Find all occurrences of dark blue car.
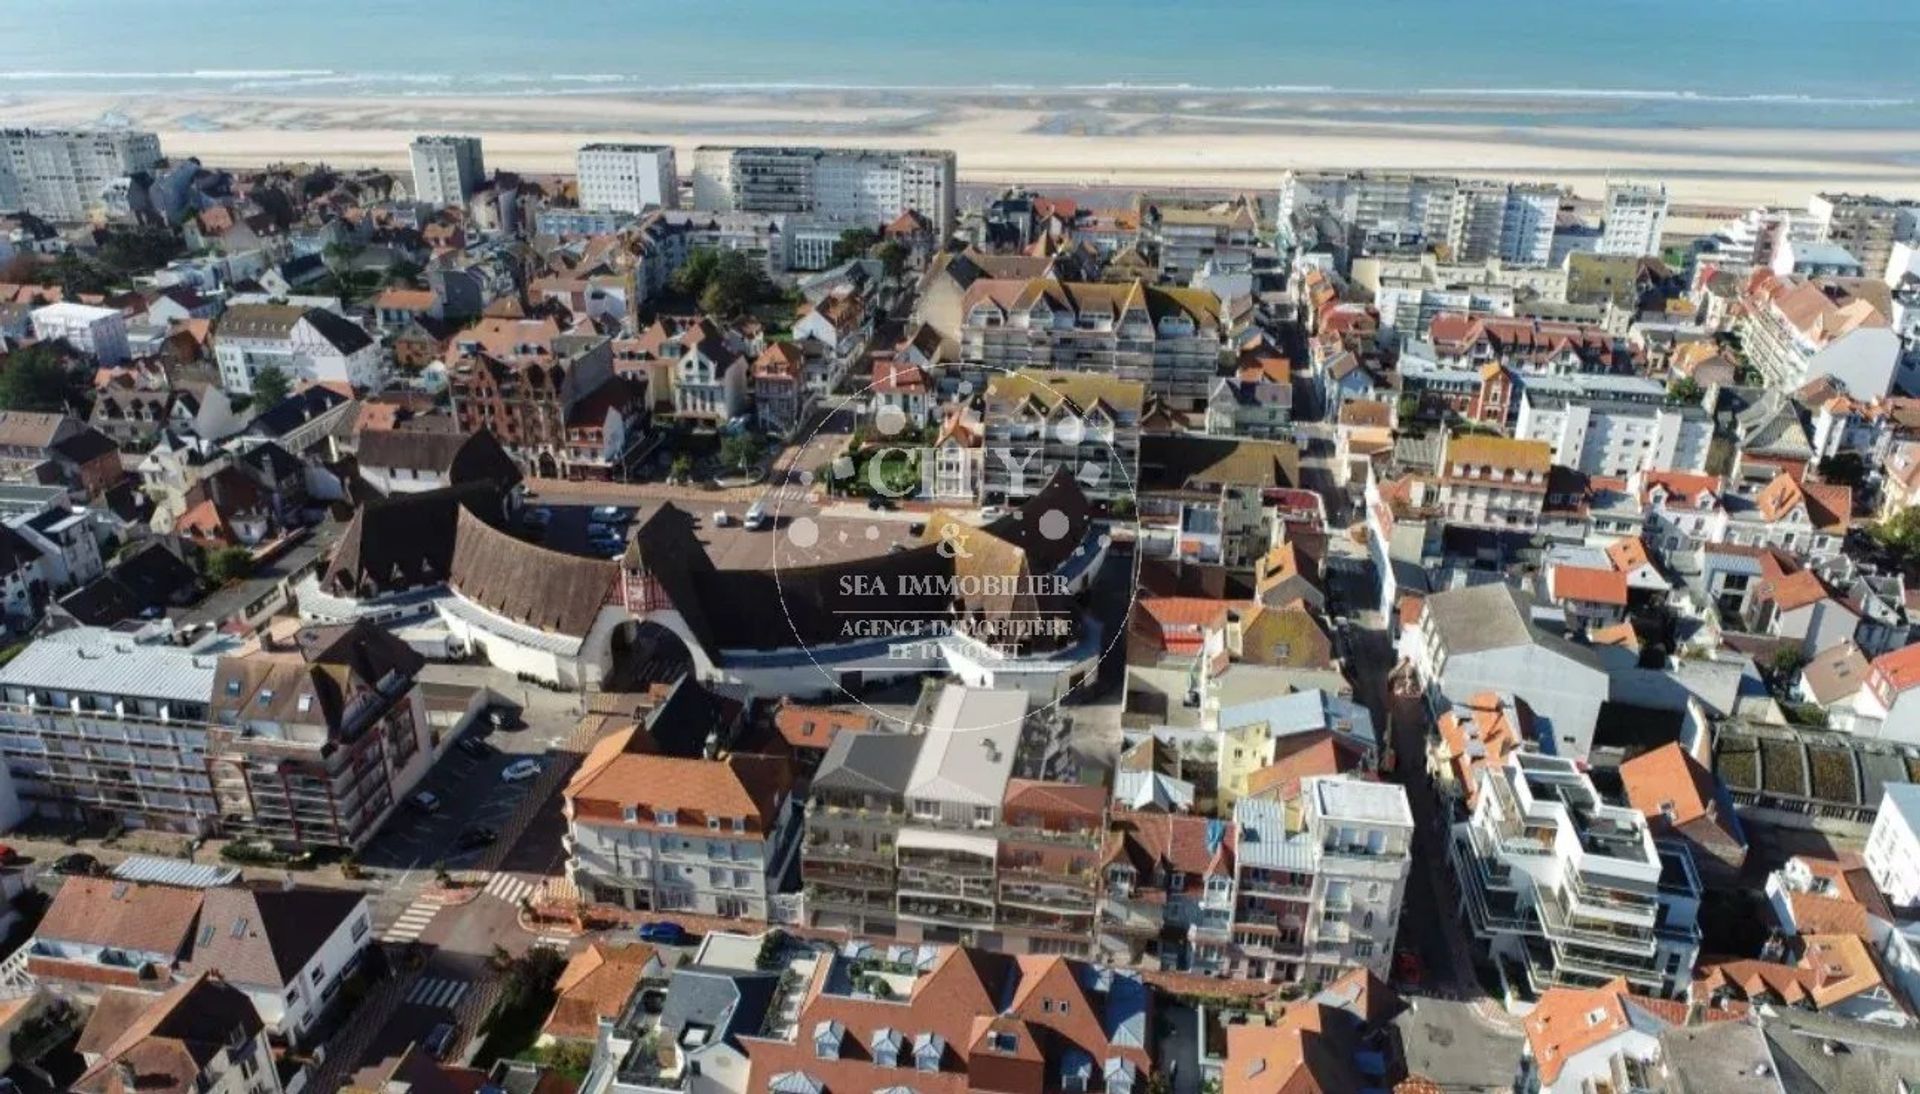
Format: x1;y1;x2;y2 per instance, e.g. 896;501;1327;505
637;921;688;945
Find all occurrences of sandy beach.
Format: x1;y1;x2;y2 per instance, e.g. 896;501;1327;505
6;88;1920;208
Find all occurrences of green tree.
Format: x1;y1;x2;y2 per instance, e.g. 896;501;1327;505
1817;452;1866;487
670;249;721;298
874;239;909;278
1872;506;1920;566
0;346;88;413
201;546;253;587
48;253;114;297
252;365;292;408
698;250;773;318
96;226;184;279
668;453;694;483
519;1041;594;1083
1666;376;1702;404
719;431;764;473
831;227;880;266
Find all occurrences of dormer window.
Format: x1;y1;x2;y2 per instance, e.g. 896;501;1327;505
623;806;638;823
655;809;676;826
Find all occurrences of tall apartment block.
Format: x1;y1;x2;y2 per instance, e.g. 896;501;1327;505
1204;778;1413;986
409;135;486;206
1277;170;1562;266
1596;181;1670;257
1807;192;1918;279
801;686;1096;956
0;127;162;222
691;145;956;233
577;143;679;214
1448;751;1702;998
0;622;434;850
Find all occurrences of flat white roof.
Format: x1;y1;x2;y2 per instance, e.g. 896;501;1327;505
30;301;120;321
905;686;1024;808
1310;776;1413;826
0;627;228;705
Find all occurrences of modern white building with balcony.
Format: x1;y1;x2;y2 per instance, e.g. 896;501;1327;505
1210;776;1412;987
1449;752;1702;999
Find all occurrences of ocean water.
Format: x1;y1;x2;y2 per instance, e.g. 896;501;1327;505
3;0;1920;129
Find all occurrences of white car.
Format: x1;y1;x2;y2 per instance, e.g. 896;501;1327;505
711;510;733;527
501;758;543;783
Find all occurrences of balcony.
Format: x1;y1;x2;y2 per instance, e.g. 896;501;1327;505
897;895;995;927
1535;888;1657;957
1450;835;1536;937
802;838;894;866
895;852;994;878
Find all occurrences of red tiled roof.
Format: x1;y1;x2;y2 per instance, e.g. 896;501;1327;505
1872;643;1920;693
1550;565;1628;606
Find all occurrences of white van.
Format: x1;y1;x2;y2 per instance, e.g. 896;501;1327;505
743;500;769;530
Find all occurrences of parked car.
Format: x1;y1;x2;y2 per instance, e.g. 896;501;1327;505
454;826;497;851
711;510;733;527
0;844;19;866
501;759;542;783
486;705;519;731
424;1022;457;1058
410;790;443;814
866;495;895;511
1392;950;1424;987
455;736;492;759
49;852;100;877
636;921;689;945
743;500;768;531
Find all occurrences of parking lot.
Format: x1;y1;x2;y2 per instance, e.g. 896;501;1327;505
518;498;923;571
358;722;550;873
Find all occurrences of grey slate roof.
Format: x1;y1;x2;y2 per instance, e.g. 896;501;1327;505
656;967;779;1051
1762;1007;1920;1093
1423;583;1607;671
184;885;367;989
813;730;924;798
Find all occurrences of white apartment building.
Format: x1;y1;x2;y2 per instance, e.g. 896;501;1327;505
29;302;130;365
0;127;162;223
214;303;383;394
1211;778;1414;985
577;143;679;213
1597;182;1669;257
1278;170;1561;265
691;145;957;232
1865;782;1920;913
1515;390;1713;478
564;749;800;920
1449;751;1702;999
1737;272;1907;397
409;134;486;206
1807;192;1918;280
1352;254;1568;340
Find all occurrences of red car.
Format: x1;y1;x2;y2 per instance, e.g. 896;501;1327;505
1392;950;1424;987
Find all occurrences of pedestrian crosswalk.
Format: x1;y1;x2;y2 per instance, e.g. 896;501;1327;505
381;899;441;944
484;873;537;905
404;976;470;1010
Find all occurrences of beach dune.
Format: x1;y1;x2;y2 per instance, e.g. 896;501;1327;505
6;89;1920;207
